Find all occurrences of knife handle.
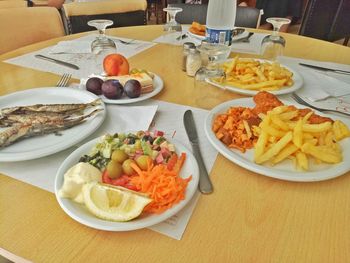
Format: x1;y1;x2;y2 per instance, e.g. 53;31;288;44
192;144;213;194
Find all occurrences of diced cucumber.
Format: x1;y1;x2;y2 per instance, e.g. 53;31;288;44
153;136;166;145
141;140;153;156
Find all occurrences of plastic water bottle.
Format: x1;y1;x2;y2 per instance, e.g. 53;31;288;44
206;0;237;45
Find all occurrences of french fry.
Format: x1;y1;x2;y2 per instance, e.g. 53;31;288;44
292;119;303;148
270;114;289;131
253;103;349;171
255;131;293;164
272;143;299;164
260;122;286;137
302;122;332;133
301;142;342;164
333;120;350;141
296;151;308;170
218;56;294;91
254;130;268;160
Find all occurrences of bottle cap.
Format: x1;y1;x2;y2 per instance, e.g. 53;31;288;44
183;42;195;49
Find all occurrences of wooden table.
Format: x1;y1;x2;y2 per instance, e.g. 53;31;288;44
1;25;350;263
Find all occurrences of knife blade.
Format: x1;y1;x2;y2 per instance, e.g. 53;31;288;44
35;54;79;70
299;63;350;75
176;34;188;41
183;110;213;194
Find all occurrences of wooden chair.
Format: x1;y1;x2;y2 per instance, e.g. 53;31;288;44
62;0;147;34
0;7;65;54
167;4;262;29
0;0;27;9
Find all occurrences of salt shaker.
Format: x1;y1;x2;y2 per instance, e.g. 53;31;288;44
186;47;202;77
182;42;195;71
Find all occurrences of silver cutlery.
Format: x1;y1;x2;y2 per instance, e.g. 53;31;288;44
183;110;213;194
114;38;136;45
35;54;79;70
232;32;254;43
232;28;245;37
292;93;350;117
176;34;188;41
56;73;72;87
299;63;350;75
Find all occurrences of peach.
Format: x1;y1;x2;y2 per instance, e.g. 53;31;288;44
103;53;130;76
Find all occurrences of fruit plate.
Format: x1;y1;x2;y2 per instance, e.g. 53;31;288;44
0;87;106;162
204;98;350;182
207;59;303;96
54;136;199;231
80;74;163;105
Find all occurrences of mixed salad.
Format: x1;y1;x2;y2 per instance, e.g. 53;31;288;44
77;130;192;214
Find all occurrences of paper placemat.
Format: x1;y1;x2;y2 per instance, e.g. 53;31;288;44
279;56;350;114
4;34;155;79
152;25;267;55
0;99;218;240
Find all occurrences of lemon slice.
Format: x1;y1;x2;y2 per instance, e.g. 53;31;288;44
82;182;152;222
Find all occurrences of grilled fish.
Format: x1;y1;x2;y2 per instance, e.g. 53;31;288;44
0;108;103;148
0;98;102;118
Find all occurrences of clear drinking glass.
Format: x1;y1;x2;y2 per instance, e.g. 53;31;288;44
260;17;291;61
194;42;231;109
163;7;183;43
88;19;117;74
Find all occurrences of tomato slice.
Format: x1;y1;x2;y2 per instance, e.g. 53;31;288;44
102;170;137;190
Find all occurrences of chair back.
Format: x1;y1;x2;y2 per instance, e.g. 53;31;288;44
0;7;65;54
62;0;147;34
168;4;261;29
168;3;207;24
328;0;350;44
0;0;27;9
298;0;346;42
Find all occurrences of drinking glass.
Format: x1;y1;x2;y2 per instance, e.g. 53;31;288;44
194;42;231;109
163;7;183;43
87;19;117;75
260;17;291;61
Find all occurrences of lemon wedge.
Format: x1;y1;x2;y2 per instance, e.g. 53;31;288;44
82;182;152;222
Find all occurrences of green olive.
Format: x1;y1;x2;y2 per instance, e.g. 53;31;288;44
136;155;152;171
122;159;137;175
106;160;123;179
111;149;128;163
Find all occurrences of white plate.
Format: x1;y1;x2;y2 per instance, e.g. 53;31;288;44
0;88;105;162
187;29;249;41
205;98;350;182
54;136;199;231
81;74;163;104
208;59;303;96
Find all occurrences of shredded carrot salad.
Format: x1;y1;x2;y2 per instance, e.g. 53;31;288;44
130;153;192;214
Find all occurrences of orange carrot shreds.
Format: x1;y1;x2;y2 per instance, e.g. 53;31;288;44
166;153;178;171
212;106;261;153
172;152;186;173
130;161;192;214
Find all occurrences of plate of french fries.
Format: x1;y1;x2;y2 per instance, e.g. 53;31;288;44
209;57;303;96
205;96;350;182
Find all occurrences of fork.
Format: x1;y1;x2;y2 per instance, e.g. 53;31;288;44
291;93;350;117
56;73;72;87
113;38;136;45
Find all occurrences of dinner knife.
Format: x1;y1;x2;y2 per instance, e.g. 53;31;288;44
176;34;188;40
183;110;213;194
35;54;79;70
299;63;350;75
